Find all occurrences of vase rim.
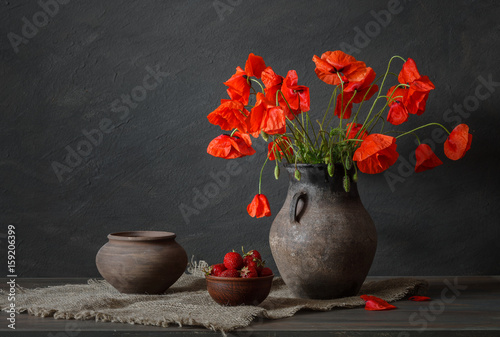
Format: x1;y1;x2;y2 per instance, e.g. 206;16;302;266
107;231;176;241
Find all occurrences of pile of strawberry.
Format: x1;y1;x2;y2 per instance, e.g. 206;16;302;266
206;249;273;278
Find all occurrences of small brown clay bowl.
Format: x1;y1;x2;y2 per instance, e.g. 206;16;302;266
206;274;274;306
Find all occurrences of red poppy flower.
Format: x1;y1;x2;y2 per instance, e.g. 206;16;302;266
391;58;435;116
407;90;430;116
399;58;435;92
312;50;367;86
353;134;399;174
207;132;255;159
346;123;368;141
360;295;397;311
261;67;300;120
224;66;251;105
444;124;472;160
334;67;378;119
244;53;266;79
207;99;249;132
408;296;431;302
261;67;284;103
414;144;443;172
386;86;409;125
247;194;271;218
246;93;286;135
268;137;293;161
281;70;310;113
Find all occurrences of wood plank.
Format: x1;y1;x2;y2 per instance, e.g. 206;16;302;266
0;276;498;336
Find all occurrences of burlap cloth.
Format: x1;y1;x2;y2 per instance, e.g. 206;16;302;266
1;271;427;334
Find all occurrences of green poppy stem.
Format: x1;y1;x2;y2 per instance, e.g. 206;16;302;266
395;123;450;139
250;78;265;93
258;156;269;194
376;55;406;97
321;86;338;128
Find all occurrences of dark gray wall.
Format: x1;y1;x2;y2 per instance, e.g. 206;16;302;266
1;0;499;277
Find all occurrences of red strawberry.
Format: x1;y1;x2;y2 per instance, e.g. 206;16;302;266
220;269;240;278
240;266;258;278
223;252;244;270
260;267;273;277
246;258;264;274
243;255;254;266
244;249;262;261
211;263;226;276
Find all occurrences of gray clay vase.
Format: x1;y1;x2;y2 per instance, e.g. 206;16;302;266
269;164;377;299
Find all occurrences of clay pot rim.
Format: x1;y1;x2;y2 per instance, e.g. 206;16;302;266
205;274;274;282
107;231;176;241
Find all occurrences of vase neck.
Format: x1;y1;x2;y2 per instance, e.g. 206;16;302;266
284;164;359;198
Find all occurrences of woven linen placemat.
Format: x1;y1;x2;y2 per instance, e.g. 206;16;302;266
1;273;427;334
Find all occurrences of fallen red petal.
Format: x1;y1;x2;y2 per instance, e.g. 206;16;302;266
360;295;397;311
409;296;431;302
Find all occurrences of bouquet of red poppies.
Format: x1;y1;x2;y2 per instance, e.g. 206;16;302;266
207;51;472;218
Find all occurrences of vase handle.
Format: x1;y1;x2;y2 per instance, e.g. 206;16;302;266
290;191;307;223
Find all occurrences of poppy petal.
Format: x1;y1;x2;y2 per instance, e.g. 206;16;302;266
261;67;283;89
444;124;472;160
247;194;271;218
409;296;431;302
415;144;443;172
360;295;397;311
398;58;421;84
207;133;255;159
312;54;338;85
387;101;409;125
346;123;368;140
245;53;267;79
334;92;355;119
282;70;310;112
207;99;249;132
207;135;232;158
263;106;286;135
353;134;399;174
313;51;369;87
224;66;250;105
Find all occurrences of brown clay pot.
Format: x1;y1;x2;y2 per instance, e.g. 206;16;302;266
96;231;188;294
269;164;377;299
205;274;274;306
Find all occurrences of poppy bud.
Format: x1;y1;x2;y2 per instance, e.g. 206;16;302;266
274;165;280;180
353;171;358;183
328;163;334;177
343;175;350;192
294;169;301;181
261;130;269;142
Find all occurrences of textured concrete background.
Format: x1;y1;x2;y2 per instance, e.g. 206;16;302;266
1;0;499;277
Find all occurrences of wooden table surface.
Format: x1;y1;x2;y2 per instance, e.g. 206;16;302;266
1;276;499;336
